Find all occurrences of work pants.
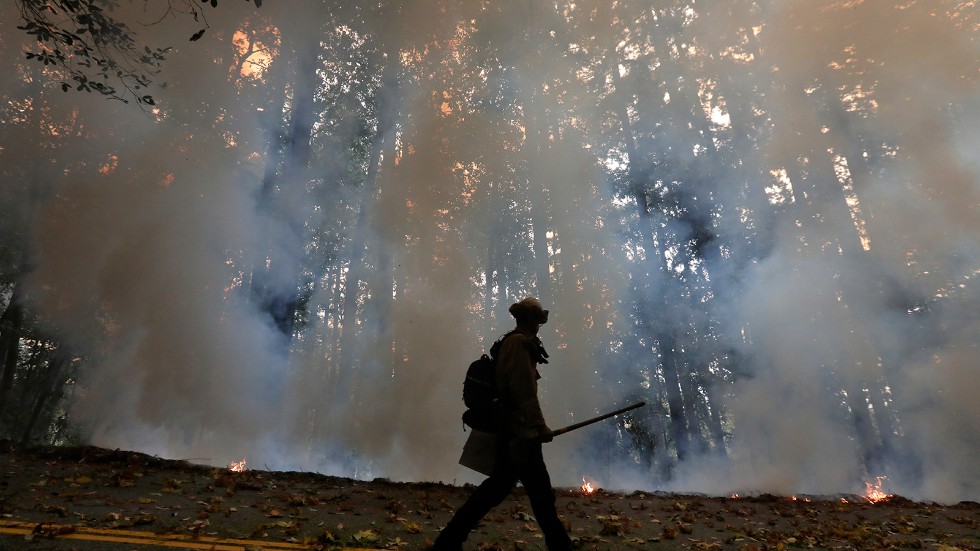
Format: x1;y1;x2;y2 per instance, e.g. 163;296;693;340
435;435;572;550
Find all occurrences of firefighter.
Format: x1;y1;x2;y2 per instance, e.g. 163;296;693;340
432;297;572;551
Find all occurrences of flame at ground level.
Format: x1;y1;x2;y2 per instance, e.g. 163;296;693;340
865;476;892;503
228;458;247;472
581;477;596;495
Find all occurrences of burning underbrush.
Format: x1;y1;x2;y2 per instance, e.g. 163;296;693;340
0;445;976;550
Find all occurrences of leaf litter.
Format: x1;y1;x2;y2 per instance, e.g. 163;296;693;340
0;445;977;550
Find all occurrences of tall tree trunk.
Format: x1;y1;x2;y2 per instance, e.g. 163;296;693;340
338;59;398;373
20;346;70;445
607;54;681;471
659;332;693;461
523;1;553;305
610;51;699;467
332;4;405;452
704;377;729;454
253;42;319;340
679;361;712;455
484;229;498;335
0;288;24;420
784;86;896;477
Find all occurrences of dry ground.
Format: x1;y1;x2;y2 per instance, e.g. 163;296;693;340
0;446;976;550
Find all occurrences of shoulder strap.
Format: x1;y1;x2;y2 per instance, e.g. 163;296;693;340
489;329;520;359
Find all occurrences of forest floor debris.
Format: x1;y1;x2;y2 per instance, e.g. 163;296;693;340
0;445;977;550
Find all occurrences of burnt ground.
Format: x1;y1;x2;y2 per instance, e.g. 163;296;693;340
0;445;976;550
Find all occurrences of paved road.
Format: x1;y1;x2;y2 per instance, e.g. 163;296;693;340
0;520;378;551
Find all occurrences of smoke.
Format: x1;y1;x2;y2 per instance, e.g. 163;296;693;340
3;0;977;504
23;118;285;466
657;1;980;502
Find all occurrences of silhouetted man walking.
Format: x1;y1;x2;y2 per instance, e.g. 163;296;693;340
433;297;572;551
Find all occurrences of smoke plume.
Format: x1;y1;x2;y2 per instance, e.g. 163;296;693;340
1;0;976;503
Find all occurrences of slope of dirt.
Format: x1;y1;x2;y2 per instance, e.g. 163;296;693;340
0;445;977;550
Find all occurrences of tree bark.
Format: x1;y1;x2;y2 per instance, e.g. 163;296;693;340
20;346;70;445
0;289;24;420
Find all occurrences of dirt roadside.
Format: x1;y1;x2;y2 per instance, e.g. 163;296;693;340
0;446;976;550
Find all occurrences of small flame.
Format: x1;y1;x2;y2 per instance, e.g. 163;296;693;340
865;476;891;503
229;458;247;472
730;493;739;500
581;477;596;495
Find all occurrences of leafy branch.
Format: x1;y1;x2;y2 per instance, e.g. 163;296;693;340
15;0;261;107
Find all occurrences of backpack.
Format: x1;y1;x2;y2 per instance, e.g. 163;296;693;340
461;331;517;432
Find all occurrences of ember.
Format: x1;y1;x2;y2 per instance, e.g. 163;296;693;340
228;458;247;472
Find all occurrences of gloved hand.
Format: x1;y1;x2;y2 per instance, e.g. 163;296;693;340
539;427;554;443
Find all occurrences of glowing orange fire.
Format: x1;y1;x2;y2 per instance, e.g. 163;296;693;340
865;476;891;503
228;458;247;472
581;477;596;495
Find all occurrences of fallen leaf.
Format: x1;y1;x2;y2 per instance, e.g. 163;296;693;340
34;523;78;537
402;521;423;533
353;529;380;543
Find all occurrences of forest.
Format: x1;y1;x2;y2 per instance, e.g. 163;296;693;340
0;1;977;504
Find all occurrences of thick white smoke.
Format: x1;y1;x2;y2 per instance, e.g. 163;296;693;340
2;0;977;503
25;118;289;467
659;1;980;502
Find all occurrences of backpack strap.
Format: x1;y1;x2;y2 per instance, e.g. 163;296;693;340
489;329;520;359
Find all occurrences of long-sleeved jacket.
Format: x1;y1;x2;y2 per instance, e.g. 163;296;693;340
495;331;550;441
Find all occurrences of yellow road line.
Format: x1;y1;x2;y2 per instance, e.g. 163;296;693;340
0;520;379;551
1;527;257;550
2;520;309;548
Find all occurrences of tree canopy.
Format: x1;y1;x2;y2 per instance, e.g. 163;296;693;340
14;0;261;104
